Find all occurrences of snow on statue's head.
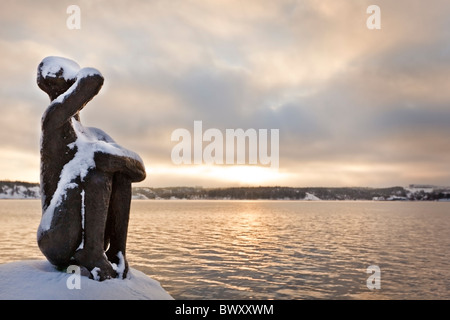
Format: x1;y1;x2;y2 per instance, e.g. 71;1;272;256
37;56;81;101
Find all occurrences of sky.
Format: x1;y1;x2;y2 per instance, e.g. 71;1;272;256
1;0;450;188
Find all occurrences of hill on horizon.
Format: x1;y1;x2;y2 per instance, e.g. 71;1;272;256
1;180;449;201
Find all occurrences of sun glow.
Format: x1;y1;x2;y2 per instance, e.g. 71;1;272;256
145;164;290;187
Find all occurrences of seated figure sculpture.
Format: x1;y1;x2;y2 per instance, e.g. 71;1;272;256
36;56;146;281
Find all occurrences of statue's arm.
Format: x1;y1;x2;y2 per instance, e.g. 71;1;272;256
122;156;147;183
41;68;104;131
94;153;147;183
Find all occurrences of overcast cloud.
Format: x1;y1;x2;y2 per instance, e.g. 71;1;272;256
1;0;449;187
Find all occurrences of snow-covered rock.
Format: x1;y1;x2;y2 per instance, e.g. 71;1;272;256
0;260;173;300
304;192;321;201
0;183;40;199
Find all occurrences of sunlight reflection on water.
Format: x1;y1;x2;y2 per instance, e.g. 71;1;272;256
0;200;449;299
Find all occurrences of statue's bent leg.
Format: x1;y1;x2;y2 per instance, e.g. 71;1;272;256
104;173;132;278
37;185;82;267
73;170;117;280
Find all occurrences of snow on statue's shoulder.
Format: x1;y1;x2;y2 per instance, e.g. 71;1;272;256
0;260;173;300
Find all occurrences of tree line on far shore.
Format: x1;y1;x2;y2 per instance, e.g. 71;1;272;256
132;186;450;201
1;181;449;201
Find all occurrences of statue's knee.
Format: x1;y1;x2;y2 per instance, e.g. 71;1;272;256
38;231;76;267
84;171;112;191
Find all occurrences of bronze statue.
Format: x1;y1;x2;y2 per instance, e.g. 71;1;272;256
36;56;146;281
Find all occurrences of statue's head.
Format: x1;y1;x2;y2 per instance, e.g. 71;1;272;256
37;56;80;101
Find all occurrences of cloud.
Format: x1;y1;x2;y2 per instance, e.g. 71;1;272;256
1;0;450;187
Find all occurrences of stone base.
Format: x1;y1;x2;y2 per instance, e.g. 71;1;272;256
0;260;173;300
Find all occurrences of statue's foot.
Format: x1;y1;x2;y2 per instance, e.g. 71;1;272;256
106;250;129;279
89;262;118;281
73;249;117;281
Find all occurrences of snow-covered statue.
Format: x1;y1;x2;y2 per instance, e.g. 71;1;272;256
36;56;146;281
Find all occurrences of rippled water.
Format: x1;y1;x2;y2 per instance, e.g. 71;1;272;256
0;200;449;299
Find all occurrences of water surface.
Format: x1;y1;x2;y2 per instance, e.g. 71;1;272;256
0;200;449;299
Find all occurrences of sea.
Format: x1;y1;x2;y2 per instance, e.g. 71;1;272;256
0;199;449;300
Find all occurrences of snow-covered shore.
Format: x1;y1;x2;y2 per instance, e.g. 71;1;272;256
0;260;173;300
